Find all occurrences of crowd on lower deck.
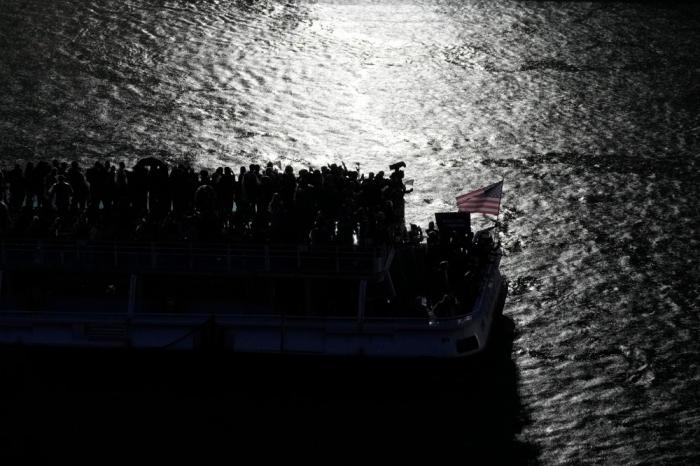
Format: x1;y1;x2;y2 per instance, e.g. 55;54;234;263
0;158;413;245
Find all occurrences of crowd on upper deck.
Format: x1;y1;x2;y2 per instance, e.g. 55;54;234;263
0;158;415;245
0;157;502;319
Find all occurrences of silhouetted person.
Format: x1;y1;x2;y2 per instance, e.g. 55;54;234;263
149;163;169;217
194;183;217;217
49;176;73;215
133;215;156;242
116;162;130;210
194;184;220;242
7;164;25;210
0;170;6;203
268;193;285;242
86;161;105;209
129;163;148;214
199;169;210;188
216;167;235;217
309;212;331;246
30;161;51;208
336;209;355;246
431;293;456;318
67;161;89;211
427;221;438;248
24;162;36;208
102;161;117;211
244;164;260;214
0;201;11;237
280;165;296;206
167;164;185;215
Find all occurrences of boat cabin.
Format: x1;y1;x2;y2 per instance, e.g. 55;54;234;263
0;235;503;357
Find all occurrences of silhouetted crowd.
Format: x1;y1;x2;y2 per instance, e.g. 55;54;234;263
423;221;496;317
0;158;415;245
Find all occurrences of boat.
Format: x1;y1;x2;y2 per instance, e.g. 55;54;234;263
0;213;506;359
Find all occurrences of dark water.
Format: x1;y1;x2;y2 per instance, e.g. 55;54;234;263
1;0;700;463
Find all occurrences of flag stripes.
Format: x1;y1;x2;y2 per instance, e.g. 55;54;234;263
456;180;503;216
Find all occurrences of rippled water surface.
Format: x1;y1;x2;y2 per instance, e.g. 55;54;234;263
1;0;700;463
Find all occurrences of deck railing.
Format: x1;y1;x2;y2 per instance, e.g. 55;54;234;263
0;240;393;277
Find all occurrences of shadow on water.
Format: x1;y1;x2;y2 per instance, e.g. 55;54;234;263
0;316;537;463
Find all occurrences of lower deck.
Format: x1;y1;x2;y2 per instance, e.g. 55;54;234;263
0;236;504;357
0;266;505;358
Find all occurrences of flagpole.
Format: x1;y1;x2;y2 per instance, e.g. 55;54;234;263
494;177;504;245
482;178;503;235
496;177;504;228
483;178;503;229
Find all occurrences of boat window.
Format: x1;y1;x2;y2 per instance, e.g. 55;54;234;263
0;271;128;313
273;278;305;316
305;278;358;318
139;275;275;315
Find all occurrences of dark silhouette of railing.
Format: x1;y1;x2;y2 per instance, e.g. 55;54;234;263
0;240;392;277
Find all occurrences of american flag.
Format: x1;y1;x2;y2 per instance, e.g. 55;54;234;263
456;180;503;216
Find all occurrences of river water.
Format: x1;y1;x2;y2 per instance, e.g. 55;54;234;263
1;0;699;463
